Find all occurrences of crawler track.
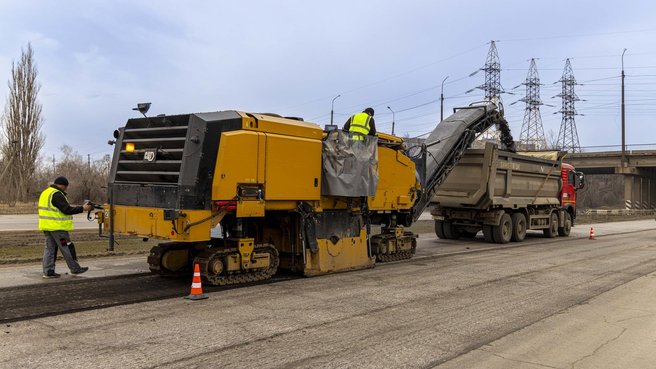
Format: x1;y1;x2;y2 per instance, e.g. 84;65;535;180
195;245;279;286
376;248;416;262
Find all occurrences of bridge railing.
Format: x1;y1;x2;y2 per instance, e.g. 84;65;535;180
575;143;656;153
579;208;655;216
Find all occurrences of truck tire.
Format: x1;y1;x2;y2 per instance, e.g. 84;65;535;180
435;221;446;239
558;212;572;237
543;212;559;238
493;213;512;244
483;225;494;243
510;213;527;242
442;221;459;240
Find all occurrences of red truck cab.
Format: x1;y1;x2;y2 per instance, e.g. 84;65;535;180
560;163;585;222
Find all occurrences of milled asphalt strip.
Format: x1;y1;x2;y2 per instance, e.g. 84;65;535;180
405;227;656;264
0;273;297;324
424;257;656;369
2;228;653;324
147;233;656;368
417;231;656;368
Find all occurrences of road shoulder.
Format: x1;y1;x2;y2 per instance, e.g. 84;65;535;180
437;271;656;369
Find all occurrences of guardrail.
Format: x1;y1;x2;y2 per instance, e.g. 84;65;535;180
574;144;656;153
579;209;655;216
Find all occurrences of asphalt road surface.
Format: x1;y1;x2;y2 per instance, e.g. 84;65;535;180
1;223;656;368
0;213;97;231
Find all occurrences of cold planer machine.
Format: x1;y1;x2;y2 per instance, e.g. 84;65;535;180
97;102;509;285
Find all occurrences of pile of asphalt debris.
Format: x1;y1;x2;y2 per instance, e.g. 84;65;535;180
497;118;516;153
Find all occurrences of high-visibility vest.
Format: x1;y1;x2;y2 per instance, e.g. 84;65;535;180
348;113;371;141
38;187;74;231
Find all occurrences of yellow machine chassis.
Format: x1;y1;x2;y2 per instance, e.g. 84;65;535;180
102;205;219;242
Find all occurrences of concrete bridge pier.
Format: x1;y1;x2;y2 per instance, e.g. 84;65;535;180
619;168;656;210
566;151;656;211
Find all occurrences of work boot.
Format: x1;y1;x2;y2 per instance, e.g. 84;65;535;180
71;267;89;275
42;271;61;279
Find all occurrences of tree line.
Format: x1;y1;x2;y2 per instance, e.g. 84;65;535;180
0;44;110;206
0;145;111;205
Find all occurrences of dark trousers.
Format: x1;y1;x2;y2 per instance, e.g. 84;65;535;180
42;230;81;274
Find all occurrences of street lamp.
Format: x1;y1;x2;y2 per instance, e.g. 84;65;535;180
440;75;449;122
330;94;341;125
132;102;151;118
621;48;627;166
387;106;395;136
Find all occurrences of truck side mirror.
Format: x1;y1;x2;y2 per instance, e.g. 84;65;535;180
577;172;585;189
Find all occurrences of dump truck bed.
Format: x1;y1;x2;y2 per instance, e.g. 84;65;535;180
410;102;510;220
434;143;562;209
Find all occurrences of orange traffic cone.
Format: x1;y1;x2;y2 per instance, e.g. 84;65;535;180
589;226;595;240
185;263;208;300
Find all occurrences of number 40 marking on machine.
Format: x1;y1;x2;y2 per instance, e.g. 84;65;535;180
144;149;157;162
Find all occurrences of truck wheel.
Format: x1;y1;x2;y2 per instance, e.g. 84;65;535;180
442;221;459;240
543;212;558;238
435;221;446;239
483;225;494;243
510;213;527;242
493;213;512;244
558;212;572;237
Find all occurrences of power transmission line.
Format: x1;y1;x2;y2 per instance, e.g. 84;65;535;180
476;41;504;143
518;59;547;150
556;59;581;152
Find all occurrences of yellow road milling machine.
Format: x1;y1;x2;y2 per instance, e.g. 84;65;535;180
97;102;511;285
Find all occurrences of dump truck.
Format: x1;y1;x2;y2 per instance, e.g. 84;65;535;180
97;102;511;285
431;144;585;243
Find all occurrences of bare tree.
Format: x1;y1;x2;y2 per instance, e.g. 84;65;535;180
0;43;45;203
544;129;560;150
52;145;109;203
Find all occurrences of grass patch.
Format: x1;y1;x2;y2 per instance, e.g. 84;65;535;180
0;202;38;215
0;238;159;264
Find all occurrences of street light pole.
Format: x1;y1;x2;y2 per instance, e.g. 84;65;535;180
331;94;341;126
440;75;449;122
387;106;395;136
621;49;627;166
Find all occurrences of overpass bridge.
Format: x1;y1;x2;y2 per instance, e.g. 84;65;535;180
566;150;656;209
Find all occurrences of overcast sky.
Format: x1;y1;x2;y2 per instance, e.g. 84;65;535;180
1;0;655;160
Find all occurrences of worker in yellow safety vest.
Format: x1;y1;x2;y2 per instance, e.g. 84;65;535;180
38;176;93;278
343;107;377;141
